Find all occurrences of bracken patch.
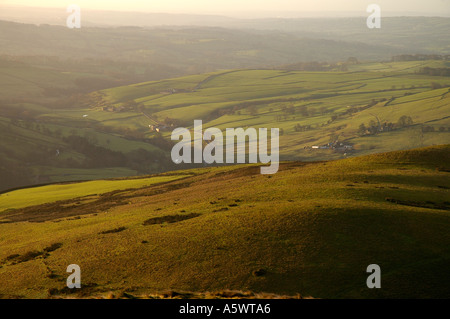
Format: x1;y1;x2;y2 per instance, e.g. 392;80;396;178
143;213;201;226
100;227;126;235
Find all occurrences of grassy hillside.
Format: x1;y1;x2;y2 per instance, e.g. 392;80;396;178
0;145;449;299
1;59;449;192
0;174;190;212
0;56;177;191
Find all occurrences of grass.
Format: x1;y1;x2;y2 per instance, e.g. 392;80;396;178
81;62;450;160
0;145;449;299
142;213;201;226
1;60;449;191
35;167;140;183
0;174;190;212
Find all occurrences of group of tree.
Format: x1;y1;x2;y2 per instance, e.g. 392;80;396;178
162;117;182;127
294;124;313;132
205;104;250;121
422;126;450;133
358;115;413;136
0;155;33;192
62;135;172;172
397;115;414;128
277;58;358;72
430;82;449;90
392;54;450;62
419;67;450;77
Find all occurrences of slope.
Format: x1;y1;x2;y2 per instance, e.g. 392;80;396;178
0;145;449;299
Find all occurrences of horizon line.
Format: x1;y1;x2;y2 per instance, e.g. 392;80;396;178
1;4;449;18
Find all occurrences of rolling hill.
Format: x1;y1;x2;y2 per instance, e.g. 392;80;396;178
1;58;449;192
88;60;450;161
1;10;449;301
0;145;449;299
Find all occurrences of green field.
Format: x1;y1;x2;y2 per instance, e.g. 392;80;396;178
0;145;449;299
1;60;449;192
0;174;190;212
84;61;450;160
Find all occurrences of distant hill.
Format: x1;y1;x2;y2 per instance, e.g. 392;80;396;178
0;20;400;65
0;7;448;55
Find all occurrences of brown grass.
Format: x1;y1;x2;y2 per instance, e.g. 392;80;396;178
100;227;127;235
143;213;201;226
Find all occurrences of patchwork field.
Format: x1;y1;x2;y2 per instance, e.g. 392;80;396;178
83;60;450;160
1;59;449;191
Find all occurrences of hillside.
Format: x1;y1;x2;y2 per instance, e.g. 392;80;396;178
0;20;397;69
92;60;450;161
0;145;449;299
1;11;449;55
1;58;449;192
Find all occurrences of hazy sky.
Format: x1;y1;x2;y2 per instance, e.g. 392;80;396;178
1;0;450;16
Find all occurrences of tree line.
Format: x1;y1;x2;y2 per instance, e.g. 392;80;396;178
358;115;413;136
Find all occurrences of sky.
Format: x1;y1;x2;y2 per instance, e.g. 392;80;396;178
1;0;450;17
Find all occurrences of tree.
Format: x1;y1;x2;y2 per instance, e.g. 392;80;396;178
431;82;442;90
406;116;413;126
286;105;295;115
358;123;367;136
397;115;413;128
422;126;435;133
